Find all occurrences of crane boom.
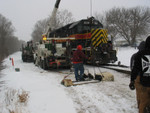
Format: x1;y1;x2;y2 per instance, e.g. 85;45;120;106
55;0;61;8
44;0;61;37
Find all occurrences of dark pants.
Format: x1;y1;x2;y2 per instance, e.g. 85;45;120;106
73;63;84;81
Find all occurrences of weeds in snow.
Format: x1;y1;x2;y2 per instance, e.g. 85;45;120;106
18;90;29;103
4;88;30;113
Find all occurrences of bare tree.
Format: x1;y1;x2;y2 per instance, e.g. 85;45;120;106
56;9;74;28
6;36;25;55
94;12;106;26
0;14;24;62
94;12;118;42
31;9;74;43
105;7;150;45
0;14;15;60
129;7;150;44
31;19;48;43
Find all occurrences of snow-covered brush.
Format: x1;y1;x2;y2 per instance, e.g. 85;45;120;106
4;88;29;113
18;90;29;103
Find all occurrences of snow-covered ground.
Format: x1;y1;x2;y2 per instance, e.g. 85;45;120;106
116;47;138;66
0;47;138;113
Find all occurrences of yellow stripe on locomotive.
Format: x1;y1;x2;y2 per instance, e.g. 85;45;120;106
91;29;108;48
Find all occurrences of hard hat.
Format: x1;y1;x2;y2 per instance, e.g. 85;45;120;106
77;45;82;50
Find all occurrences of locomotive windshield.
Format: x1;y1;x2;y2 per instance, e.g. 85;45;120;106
77;19;103;34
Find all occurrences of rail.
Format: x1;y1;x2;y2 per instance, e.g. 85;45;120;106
100;64;131;75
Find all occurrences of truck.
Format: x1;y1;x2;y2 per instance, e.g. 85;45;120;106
34;38;72;69
34;0;72;69
22;41;34;62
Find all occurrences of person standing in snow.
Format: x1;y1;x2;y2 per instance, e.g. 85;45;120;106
129;36;150;113
130;41;145;71
72;45;87;81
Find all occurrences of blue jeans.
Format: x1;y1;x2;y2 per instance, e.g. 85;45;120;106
73;63;84;81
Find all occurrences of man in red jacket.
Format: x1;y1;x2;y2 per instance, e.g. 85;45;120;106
72;45;87;81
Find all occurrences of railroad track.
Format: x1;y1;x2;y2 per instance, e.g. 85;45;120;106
40;63;131;75
100;64;131;75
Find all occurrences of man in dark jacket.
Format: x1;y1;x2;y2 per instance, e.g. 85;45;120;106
129;36;150;113
130;41;145;71
72;45;87;81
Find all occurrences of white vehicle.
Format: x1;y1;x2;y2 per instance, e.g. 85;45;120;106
34;38;72;69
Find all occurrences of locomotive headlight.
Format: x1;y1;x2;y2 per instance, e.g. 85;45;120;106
42;34;47;41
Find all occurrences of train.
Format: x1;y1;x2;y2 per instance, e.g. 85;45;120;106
47;16;117;65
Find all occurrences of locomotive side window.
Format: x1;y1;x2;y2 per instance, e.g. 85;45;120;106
84;21;90;24
94;21;98;25
77;25;82;33
76;21;91;33
83;26;90;33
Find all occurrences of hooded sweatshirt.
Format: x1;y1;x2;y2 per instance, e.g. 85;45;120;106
130;41;145;70
145;36;150;49
131;36;150;87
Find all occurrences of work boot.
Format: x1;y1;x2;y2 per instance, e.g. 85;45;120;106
83;73;88;78
88;73;94;79
76;77;80;82
80;77;85;81
76;79;80;82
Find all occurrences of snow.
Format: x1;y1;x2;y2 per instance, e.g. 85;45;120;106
0;47;138;113
116;47;138;66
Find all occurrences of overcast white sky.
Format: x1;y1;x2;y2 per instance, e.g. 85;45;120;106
0;0;150;41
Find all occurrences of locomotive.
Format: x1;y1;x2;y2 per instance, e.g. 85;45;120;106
47;17;117;64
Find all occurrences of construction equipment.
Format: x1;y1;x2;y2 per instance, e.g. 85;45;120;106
34;0;72;69
34;38;72;69
22;41;34;62
43;0;61;37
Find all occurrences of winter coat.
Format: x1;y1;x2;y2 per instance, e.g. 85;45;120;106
130;41;145;70
131;36;150;87
72;50;86;64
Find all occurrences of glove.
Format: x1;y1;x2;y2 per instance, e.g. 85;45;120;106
129;81;135;90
